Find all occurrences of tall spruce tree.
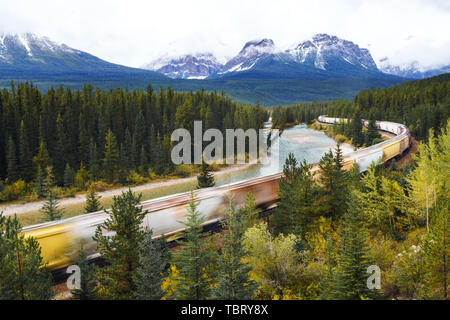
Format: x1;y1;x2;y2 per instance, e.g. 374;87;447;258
271;153;318;236
239;192;258;230
330;193;378;300
40;167;64;221
6;136;18;182
85;184;102;213
0;213;53;300
197;159;215;189
318;145;348;219
35;165;46;198
365;118;381;146
213;198;257;299
171;193;215;300
103;129;119;183
133;229;168;300
63;163;75;188
93;189;147;299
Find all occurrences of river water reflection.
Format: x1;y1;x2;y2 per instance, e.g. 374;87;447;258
215;124;354;186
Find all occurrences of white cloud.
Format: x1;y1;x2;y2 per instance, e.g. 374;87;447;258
0;0;448;68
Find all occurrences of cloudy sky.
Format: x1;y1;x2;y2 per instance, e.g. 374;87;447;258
1;0;449;68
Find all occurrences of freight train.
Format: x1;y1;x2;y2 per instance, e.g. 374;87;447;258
21;116;411;271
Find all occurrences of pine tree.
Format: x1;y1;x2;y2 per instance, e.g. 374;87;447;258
103;129;119;183
133;229;168;300
197;159;215;189
18;121;33;182
35;165;46;198
85;184;102;213
88;139;100;180
271;153;300;235
93;189;147;299
330;193;378;300
239;192;258;230
171;193;215;300
63;163;75;188
213;198;257;299
318;145;348;219
33;138;51;171
70;247;97;300
0;213;53;300
6;136;18;182
365;118;381;146
350;110;364;147
40;167;64;221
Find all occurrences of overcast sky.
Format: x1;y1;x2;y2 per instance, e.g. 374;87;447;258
0;0;449;68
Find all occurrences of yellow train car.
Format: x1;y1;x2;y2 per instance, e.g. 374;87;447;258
381;140;401;162
22;223;74;270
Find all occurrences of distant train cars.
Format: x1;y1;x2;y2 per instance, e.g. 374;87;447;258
21;116;411;271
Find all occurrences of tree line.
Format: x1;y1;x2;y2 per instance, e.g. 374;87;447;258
0;82;264;201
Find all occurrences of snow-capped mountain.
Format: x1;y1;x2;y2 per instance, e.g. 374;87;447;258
217;39;276;75
285;34;378;71
209;34;386;79
0;32;166;80
142;34;408;80
142;53;222;79
377;57;450;79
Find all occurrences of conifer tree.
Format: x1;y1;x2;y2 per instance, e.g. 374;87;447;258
350;111;364;147
33;138;51;171
93;189;147;299
133;229;168;300
63;163;75;188
35;165;46;198
6;136;18;182
71;247;97;300
85;184;102;213
0;213;53;300
318;145;348;219
171;193;215;300
19;121;33;182
197;159;215;189
213;198;257;299
88;139;100;180
271;153;300;235
103;129;119;183
239;192;258;230
330;194;378;300
365;118;381;146
40;167;64;221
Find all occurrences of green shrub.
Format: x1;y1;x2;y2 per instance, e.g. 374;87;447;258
127;171;146;185
173;164;192;177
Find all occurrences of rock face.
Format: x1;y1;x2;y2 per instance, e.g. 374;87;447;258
0;32;166;80
377;57;450;79
285;34;378;71
142;53;222;79
217;39;276;75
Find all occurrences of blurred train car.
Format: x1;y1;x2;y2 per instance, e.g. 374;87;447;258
21;116;411;271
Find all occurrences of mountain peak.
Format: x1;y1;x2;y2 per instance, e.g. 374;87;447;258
142;52;222;79
286;33;377;71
